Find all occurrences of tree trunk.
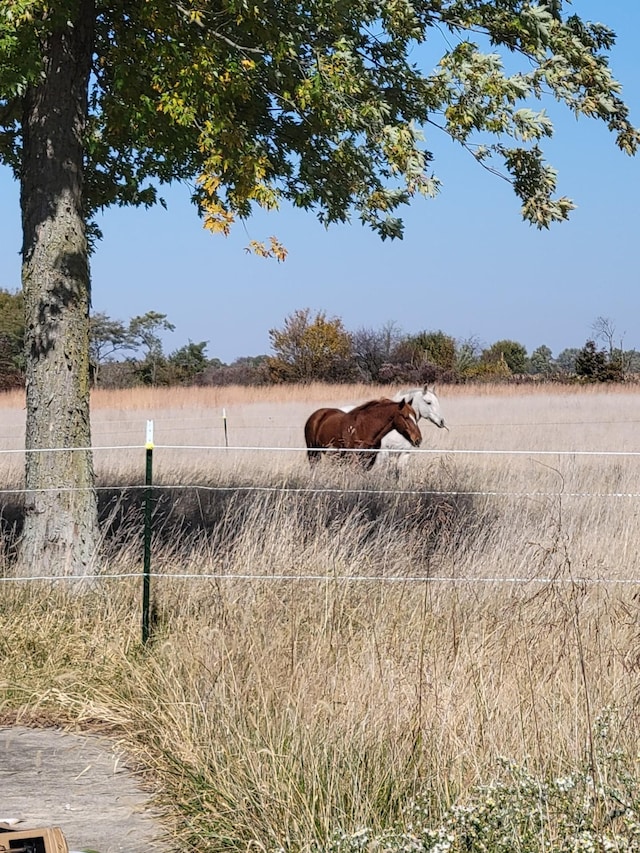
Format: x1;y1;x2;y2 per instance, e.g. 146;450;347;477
17;3;100;577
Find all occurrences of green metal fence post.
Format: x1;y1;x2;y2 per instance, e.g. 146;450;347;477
142;419;154;645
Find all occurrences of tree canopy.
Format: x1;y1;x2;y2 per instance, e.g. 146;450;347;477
1;1;638;239
267;308;354;382
483;339;529;375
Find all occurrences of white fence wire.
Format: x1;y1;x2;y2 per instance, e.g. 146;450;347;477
2;573;639;586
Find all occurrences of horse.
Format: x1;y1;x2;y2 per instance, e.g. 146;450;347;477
304;398;422;470
341;385;447;476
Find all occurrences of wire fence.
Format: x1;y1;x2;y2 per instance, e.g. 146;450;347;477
4;415;640;440
2;422;640;612
3;430;640;504
3;572;640;586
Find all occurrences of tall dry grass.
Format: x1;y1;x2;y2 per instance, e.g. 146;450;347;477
1;383;640;851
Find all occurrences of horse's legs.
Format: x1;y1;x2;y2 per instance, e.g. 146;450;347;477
362;451;378;471
398;451;413;476
307;449;322;466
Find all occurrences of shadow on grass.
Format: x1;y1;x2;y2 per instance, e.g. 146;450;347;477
0;468;492;571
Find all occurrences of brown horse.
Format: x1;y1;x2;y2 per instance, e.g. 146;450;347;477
304;398;422;470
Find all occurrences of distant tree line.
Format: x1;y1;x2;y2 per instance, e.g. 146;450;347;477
262;310;638;386
0;290;636;389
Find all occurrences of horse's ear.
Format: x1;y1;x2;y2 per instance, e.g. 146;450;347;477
425;383;436;394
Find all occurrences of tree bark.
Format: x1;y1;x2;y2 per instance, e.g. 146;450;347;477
17;2;100;577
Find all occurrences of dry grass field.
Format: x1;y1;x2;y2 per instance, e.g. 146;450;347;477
1;383;640;852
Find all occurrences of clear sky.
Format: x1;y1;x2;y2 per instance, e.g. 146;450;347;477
0;1;638;365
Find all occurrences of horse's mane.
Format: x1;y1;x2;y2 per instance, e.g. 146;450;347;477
393;386;439;403
350;397;395;414
393;387;423;399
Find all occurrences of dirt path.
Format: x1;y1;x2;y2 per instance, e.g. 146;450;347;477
0;726;173;852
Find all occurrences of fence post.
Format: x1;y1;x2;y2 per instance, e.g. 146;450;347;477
222;407;228;447
142;419;154;645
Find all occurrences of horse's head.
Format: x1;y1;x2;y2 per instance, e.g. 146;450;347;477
415;384;447;429
394;400;422;447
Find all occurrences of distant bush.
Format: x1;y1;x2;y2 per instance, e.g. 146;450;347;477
198;356;270;386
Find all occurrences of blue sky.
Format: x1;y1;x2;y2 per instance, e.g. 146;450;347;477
0;1;638;365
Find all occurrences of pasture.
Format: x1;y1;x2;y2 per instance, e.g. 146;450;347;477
1;382;640;852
